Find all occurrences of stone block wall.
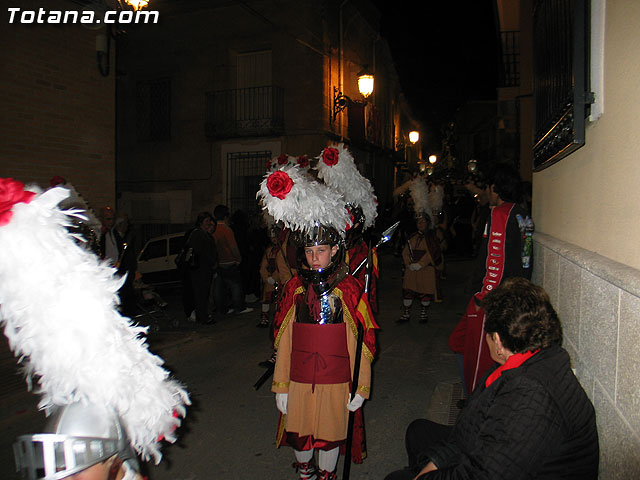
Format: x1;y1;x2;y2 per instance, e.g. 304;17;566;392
533;233;640;479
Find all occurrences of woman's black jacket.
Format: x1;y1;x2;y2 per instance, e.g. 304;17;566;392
421;345;599;479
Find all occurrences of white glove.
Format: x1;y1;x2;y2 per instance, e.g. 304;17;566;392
275;393;288;415
267;276;276;285
346;393;365;412
408;263;422;271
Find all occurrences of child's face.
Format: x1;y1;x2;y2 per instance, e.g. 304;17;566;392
304;244;338;271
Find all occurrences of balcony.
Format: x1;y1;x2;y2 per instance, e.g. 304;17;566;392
205;86;284;139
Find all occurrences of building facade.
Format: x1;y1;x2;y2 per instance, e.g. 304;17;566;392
115;0;421;236
1;0;116;215
498;1;640;477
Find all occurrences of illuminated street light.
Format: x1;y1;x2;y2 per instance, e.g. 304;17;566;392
357;73;374;98
428;154;437;165
409;131;420;144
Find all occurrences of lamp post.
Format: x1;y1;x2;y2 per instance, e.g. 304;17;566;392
333;70;375;120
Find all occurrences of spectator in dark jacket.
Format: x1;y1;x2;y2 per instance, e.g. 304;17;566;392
385;277;599;480
189;212;218;324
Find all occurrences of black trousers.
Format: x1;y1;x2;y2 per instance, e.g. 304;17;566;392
190;269;213;323
384;419;453;480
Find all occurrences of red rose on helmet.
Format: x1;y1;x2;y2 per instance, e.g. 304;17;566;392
297;155;309;168
0;178;36;226
277;154;289;165
267;171;294;200
322;147;339;166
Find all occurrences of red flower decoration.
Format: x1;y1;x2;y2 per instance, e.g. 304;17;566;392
297;155;309;168
322;147;339;166
265;159;273;171
277;154;289;165
0;178;36;226
267;171;294;200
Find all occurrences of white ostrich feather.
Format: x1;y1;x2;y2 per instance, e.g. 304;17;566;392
314;144;378;229
58;182;102;235
257;164;351;238
0;185;190;464
409;177;431;219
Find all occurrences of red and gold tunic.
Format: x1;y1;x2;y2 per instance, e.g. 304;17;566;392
271;273;377;461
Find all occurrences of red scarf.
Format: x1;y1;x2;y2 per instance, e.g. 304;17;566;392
485;349;539;387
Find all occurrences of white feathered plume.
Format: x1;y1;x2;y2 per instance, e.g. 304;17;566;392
0;179;190;464
409;177;431;221
314;144;378;229
257;164;351;238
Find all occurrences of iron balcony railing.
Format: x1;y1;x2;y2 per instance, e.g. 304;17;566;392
205;86;284;139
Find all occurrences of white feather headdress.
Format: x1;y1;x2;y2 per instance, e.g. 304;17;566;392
409;177;431;221
314;144;378;229
267;153;311;172
0;178;190;464
257;164;351;239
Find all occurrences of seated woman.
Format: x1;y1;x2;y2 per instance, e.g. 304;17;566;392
385;277;599;480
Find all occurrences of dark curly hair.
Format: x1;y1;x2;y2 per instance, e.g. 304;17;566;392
483;277;562;353
195;211;215;228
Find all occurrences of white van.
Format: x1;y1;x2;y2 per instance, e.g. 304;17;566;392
136;232;186;284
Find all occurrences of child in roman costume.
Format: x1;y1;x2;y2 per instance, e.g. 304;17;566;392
257;165;378;480
0;178;189;480
398;177;443;324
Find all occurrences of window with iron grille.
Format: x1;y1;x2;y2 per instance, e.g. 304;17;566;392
227;150;272;214
533;0;592;170
136;78;171;142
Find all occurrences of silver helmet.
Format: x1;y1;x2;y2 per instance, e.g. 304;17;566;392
13;401;137;480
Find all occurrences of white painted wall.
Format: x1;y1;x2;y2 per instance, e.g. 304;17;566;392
533;0;640;270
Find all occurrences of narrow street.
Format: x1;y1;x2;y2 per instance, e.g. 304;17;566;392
0;251;476;480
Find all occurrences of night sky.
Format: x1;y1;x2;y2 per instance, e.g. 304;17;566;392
373;1;500;143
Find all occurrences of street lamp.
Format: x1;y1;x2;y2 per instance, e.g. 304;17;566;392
118;0;149;9
332;70;375;120
357;72;374;99
409;131;420;144
428;154;437;165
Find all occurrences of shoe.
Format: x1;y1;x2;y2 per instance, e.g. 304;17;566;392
292;460;317;480
419;306;429;324
396;305;411;323
316;469;337;480
187;311;196;322
204;316;217;325
226;308;235;314
257;311;269;328
236;307;254;314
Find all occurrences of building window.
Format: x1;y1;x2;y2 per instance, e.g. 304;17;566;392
226;150;272;214
533;0;591;170
136;78;171;142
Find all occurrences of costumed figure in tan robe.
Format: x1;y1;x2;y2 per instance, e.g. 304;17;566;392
397;177;443;324
258;162;378;480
